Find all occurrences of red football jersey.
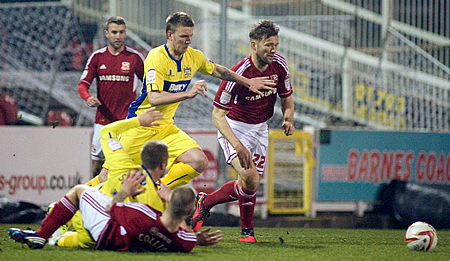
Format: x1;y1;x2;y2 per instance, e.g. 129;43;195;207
79;46;144;125
96;202;197;252
213;54;292;124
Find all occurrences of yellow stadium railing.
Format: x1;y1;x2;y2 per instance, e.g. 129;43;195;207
267;130;314;214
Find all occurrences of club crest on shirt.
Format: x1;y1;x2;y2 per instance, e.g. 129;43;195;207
183;67;191;77
121;61;130;72
270;74;278;84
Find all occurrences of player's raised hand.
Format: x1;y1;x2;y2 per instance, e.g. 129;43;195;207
122;169;146;197
236;145;253;170
86;96;102;107
138;107;163;127
282;120;295;136
246;76;276;96
187;80;207;98
196;227;223;246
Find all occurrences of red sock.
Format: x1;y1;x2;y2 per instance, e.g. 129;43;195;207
238;186;256;230
37;196;77;239
203;180;238;211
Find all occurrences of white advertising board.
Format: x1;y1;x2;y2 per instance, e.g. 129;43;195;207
0;126;92;205
186;131;220;194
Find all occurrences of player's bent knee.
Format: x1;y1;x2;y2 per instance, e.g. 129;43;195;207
190;151;208;173
72;184;91;199
196;155;209;172
240;169;260;190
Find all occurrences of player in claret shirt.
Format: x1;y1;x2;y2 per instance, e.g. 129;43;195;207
77;16;145;177
8;168;222;252
191;20;295;243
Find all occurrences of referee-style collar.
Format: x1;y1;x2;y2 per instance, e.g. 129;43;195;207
164;44;183;72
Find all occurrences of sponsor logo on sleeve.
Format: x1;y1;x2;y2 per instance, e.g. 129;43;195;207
108;139;123;152
147;69;156;83
81;70;88;80
220;91;232;104
285;76;291;91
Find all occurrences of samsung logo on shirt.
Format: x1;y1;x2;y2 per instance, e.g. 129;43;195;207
246;89;277;101
99;75;130;82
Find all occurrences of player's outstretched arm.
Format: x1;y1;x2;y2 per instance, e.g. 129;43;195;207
196;227;223;246
211;64;276;95
147;80;207;106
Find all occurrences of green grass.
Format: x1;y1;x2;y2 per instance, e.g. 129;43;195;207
1;224;449;261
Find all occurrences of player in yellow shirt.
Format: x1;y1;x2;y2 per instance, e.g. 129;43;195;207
106;12;276;190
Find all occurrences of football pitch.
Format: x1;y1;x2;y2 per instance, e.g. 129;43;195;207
1;224;449;261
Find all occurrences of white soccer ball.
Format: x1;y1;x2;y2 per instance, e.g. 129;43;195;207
405;221;438;251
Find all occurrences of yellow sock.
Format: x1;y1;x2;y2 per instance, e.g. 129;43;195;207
57;231;79;247
161;162;201;189
85;176;100;187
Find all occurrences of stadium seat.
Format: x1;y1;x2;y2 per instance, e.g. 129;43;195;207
0;93;19;125
47;109;73;127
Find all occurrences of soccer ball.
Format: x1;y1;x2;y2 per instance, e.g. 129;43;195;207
405;221;438;251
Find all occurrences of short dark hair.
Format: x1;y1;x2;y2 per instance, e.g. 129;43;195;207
106;16;126;30
140;140;169;170
165;12;195;33
249;20;279;41
167;185;196;218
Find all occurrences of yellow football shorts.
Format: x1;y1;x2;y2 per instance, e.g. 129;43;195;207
113;124;201;169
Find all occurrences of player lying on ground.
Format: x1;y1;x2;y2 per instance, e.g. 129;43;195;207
54;107;171;248
8;170;222;252
45;108;206;248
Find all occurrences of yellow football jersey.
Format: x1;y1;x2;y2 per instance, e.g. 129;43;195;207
99;117;166;212
127;44;215;129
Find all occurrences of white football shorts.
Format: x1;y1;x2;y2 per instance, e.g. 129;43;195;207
79;188;110;241
217;117;269;175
